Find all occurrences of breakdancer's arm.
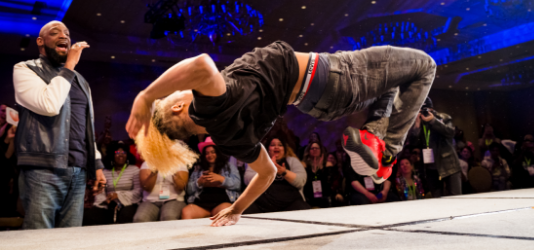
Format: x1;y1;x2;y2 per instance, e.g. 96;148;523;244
210;145;277;227
127;54;225;138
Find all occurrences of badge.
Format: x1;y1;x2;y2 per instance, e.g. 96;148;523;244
423;148;435;164
312;180;322;198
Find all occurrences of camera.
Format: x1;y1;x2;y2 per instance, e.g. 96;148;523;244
420;107;430;117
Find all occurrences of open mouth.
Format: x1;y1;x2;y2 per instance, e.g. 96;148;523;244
56;43;68;52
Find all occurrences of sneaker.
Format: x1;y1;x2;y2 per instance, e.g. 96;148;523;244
342;127;395;184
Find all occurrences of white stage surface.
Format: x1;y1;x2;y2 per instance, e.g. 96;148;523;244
1;189;533;250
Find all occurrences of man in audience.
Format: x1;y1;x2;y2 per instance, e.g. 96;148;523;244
482;143;511;191
0;103;18;217
346;165;398;205
409;97;461;198
12;21;106;229
510;134;534;189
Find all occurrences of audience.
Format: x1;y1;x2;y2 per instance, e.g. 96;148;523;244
243;136;309;214
395;158;425;201
3;95;534;229
481;143;511;191
83;141;141;225
182;137;241;219
133;160;189;222
0;104;18;217
510;134;534;189
346;162;398;205
326;152;347;207
459;146;477;194
302;139;332;208
479;124;501;159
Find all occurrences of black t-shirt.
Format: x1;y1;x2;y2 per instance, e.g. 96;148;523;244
189;41;299;163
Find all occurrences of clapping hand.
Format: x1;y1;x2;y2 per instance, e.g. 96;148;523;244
272;156;287;176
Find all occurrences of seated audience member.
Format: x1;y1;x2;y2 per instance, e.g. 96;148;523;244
243;137;309;214
396;158;425;201
481;143;511;191
0;104;18;217
302;140;332;208
182;137;241;219
83;141;141;225
133;161;189;222
479;124;501;159
346;163;398;205
510;134;534;189
298;132;322;159
459;146;477;194
327;152;347;207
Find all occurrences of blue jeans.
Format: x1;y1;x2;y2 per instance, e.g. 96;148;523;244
19;166;86;229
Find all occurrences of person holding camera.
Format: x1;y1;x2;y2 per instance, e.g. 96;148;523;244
409;97;461;198
83;141;141;225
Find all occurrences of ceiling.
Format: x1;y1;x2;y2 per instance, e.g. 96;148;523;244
3;0;534;91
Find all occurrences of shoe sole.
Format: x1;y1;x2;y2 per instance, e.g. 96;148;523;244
370;174;387;184
342;127;379;177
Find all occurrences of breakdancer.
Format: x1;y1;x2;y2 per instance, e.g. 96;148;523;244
126;41;436;227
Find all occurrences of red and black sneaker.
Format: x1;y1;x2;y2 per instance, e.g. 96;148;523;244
342;127;396;184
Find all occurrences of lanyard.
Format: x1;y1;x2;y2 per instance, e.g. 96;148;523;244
423;125;431;148
485;139;493;146
111;164;127;189
525;158;532;166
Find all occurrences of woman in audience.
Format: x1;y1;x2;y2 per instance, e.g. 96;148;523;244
133;160;189;222
302;139;331;208
243;136;309;214
182;137;241;219
510;134;534;189
395;158;424;201
83;141;141;225
479;124;501;158
459;146;476;194
481;143;511;191
327;152;346;207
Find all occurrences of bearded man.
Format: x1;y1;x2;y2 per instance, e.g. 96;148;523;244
13;21;106;229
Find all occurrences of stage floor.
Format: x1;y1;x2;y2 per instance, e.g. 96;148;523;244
1;189;533;250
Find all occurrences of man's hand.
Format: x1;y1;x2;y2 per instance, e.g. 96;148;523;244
210;205;241;227
64;41;90;71
126;91;153;139
420;112;435;123
414;112;422;129
93;169;107;192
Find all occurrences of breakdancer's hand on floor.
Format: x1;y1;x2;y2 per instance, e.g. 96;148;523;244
210;206;241;227
126;92;152;139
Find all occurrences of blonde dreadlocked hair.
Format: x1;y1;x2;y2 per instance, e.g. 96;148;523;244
135;98;198;175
